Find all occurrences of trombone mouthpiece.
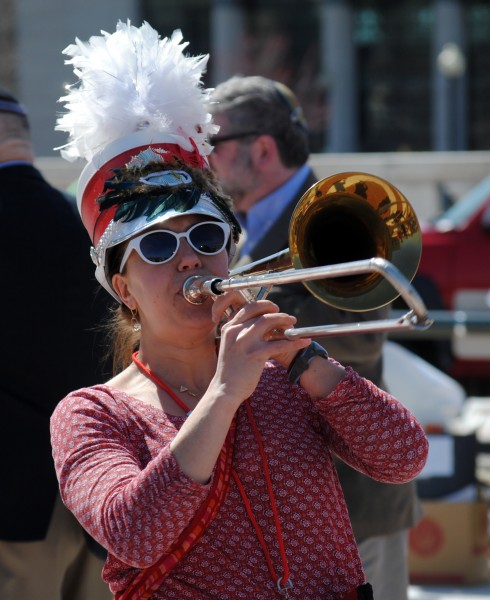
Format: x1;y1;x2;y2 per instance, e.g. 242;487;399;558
182;275;223;304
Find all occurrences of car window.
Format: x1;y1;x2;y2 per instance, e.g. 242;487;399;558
435;174;490;232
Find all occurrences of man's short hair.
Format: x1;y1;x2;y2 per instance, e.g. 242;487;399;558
211;76;309;168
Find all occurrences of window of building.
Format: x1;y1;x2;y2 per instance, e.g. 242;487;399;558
354;1;433;151
467;2;490;150
143;0;490;152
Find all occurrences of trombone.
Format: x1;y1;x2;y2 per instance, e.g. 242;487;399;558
183;172;433;339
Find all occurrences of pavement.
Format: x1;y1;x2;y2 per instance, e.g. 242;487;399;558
408;583;490;599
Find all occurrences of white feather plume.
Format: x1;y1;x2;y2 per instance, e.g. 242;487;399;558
56;20;218;163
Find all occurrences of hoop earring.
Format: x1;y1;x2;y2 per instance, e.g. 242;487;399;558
130;308;141;332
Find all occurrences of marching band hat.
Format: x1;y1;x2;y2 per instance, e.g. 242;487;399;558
56;21;240;300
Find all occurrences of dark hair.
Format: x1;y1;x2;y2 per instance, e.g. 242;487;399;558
211;76;310;168
104;243;138;375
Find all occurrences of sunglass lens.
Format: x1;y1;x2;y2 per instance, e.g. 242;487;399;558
190;223;226;254
139;232;177;263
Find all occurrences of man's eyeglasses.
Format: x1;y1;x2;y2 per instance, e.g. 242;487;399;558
209;131;260;148
119;221;231;272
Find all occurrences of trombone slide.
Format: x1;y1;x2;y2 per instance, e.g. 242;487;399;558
182;257;433;338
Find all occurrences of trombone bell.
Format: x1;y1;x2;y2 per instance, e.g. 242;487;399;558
183;172;432;336
289;172;422;311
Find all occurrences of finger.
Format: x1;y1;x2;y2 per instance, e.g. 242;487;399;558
211;290;252;323
213;297;279;325
265;317;300;342
234;311;297;340
267;336;311;355
266;336;312;367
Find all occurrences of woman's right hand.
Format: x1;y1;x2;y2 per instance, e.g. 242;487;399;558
171;294;309;483
209;294;310;407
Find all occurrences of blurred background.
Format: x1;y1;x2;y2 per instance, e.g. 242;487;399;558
2;1;490;222
2;0;490;157
3;0;490;595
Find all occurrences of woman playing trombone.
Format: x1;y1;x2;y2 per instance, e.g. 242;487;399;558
50;21;428;600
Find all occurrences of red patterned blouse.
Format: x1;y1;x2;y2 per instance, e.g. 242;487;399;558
50;362;428;599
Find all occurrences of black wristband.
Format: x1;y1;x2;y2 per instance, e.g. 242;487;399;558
287;341;329;384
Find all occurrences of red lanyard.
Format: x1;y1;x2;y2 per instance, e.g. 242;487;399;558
132;351;190;414
235;401;293;597
132;352;293;597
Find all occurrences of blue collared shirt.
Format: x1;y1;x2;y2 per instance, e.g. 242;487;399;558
240;164;311;257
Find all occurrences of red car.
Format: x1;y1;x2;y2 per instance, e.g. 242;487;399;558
401;175;490;393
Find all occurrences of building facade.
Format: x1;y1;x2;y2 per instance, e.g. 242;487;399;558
3;0;489;157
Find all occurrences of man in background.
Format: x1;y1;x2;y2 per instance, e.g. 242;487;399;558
0;87;113;600
209;75;422;599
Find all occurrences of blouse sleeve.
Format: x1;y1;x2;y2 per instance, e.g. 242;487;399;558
50;387;211;568
312;366;428;484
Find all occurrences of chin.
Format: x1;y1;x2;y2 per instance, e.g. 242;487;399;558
179;296;215;323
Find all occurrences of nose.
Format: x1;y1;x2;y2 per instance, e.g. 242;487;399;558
176;238;202;271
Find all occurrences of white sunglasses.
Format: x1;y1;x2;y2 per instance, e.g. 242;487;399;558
119;221;231;272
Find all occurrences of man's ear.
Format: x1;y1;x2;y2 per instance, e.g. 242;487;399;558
112;272;134;309
250;134;279;170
